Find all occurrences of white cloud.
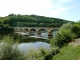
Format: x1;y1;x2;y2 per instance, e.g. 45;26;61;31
0;0;72;18
1;0;80;22
0;0;53;16
70;4;80;9
58;0;74;3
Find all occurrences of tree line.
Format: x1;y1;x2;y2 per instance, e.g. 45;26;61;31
0;14;73;34
0;14;73;27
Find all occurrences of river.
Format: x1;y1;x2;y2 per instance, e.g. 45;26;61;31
18;41;50;53
0;30;58;60
14;30;58;53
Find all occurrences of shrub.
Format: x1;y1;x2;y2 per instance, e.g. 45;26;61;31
24;46;51;60
54;22;75;47
0;36;24;60
0;36;60;60
72;21;80;38
44;46;59;60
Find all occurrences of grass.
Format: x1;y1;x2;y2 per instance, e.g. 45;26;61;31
52;44;80;60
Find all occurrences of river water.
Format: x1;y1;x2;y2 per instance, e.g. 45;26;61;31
18;42;51;60
0;42;50;57
18;42;50;53
0;30;58;60
14;30;58;53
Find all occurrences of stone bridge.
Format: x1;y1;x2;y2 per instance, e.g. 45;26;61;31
13;27;59;36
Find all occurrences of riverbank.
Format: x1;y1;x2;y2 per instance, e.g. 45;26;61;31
52;38;80;60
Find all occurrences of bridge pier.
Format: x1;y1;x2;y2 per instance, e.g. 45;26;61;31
48;32;53;36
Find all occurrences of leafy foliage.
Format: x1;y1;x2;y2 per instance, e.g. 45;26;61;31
53;23;75;48
0;14;73;35
72;21;80;38
0;14;72;27
50;21;80;60
0;24;14;35
0;36;60;60
0;36;24;60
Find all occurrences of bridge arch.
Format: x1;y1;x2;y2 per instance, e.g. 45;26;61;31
24;28;28;32
29;28;36;35
48;29;58;36
29;28;36;33
18;28;24;32
14;28;18;32
37;29;48;34
14;27;59;36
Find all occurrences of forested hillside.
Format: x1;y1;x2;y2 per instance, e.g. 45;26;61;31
0;14;72;27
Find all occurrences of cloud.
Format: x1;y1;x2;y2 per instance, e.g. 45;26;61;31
70;4;80;9
0;0;53;16
1;0;80;22
58;0;74;3
0;0;72;18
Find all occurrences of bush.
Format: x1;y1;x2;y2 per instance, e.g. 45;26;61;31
54;22;75;47
24;46;51;60
0;36;24;60
0;36;60;60
72;21;80;38
44;46;59;60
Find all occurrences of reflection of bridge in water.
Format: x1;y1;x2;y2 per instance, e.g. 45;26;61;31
13;27;59;36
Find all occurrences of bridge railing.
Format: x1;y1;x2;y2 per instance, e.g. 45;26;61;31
13;27;60;29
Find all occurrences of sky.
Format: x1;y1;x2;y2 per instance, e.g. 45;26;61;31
0;0;80;22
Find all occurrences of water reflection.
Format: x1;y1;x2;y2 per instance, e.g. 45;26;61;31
18;42;50;53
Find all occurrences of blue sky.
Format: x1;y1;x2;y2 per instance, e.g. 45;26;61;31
0;0;80;22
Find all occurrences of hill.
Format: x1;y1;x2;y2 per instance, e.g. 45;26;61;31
0;14;73;27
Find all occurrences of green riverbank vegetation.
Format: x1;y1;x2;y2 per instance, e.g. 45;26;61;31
0;21;80;60
52;45;80;60
0;14;80;60
51;21;80;60
0;36;59;60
